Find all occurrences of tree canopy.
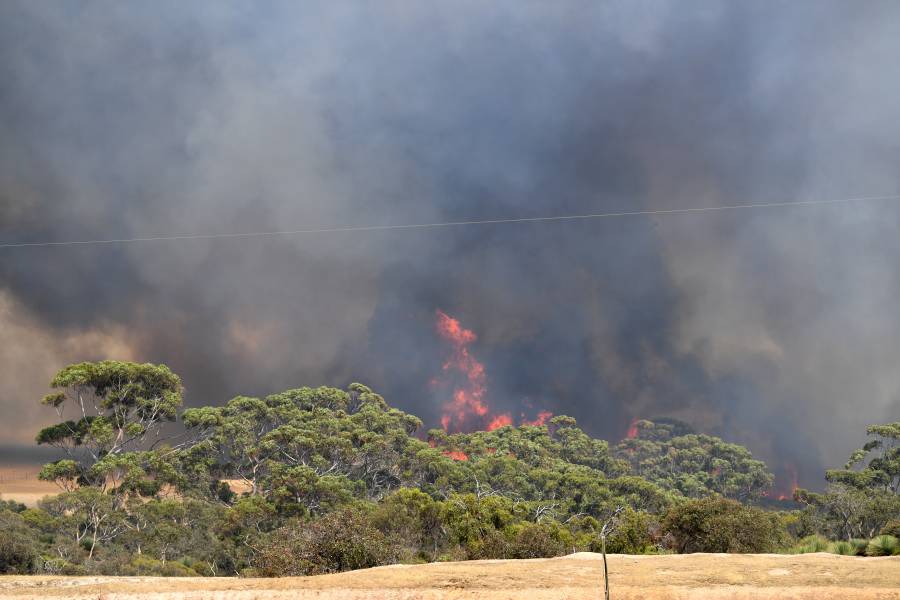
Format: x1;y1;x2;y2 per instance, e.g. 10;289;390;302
2;360;893;576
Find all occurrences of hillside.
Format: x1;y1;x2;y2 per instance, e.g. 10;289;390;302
1;553;898;600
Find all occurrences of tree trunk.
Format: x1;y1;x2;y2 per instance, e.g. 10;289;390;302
602;535;610;600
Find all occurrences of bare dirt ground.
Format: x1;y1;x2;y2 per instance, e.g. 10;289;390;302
1;552;898;600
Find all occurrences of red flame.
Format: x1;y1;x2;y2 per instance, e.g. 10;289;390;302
522;410;553;427
626;418;639;439
442;450;469;461
433;309;554;432
435;310;491;431
486;413;513;431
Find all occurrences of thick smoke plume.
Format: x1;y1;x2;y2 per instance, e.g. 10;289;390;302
2;2;900;490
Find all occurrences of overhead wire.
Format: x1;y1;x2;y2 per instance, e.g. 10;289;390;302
2;193;900;249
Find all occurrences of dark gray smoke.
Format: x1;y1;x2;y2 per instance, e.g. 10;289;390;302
2;1;900;490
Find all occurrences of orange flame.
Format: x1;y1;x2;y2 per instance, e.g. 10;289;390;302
486;413;513;431
442;450;469;461
434;310;492;432
433;309;553;432
522;410;553;427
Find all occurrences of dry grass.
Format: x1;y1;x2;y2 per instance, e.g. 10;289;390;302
1;552;898;599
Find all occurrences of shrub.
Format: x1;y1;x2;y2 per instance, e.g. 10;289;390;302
602;509;659;554
866;535;899;557
129;557;200;576
661;496;787;553
509;522;570;559
0;500;27;513
256;508;397;576
849;538;869;556
830;541;853;555
792;535;829;554
36;557;86;576
0;512;37;574
468;528;512;559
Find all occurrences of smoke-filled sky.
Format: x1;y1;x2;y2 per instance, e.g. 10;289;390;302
2;1;900;490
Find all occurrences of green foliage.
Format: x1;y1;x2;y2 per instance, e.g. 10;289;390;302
866;535;899;557
826;421;900;494
614;420;774;502
829;540;853;555
796;421;900;540
255;509;396;576
661;496;787;553
508;522;571;559
849;538;870;556
0;499;27;513
36;361;183;488
0;511;38;574
600;508;659;554
28;360;900;577
791;535;829;554
880;519;900;537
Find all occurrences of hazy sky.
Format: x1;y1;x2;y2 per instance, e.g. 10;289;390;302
2;1;900;490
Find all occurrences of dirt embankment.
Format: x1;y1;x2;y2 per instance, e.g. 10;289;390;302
1;552;899;600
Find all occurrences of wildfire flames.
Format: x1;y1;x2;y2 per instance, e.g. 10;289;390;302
522;410;553;427
626;418;639;439
777;464;799;501
433;309;552;432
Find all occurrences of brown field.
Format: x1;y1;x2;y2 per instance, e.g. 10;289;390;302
0;467;57;507
1;552;898;600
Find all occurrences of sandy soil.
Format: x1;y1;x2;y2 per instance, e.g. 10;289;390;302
1;552;898;599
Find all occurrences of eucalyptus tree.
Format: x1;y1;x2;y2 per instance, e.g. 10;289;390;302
36;361;183;489
613;420;774;502
796;421;900;540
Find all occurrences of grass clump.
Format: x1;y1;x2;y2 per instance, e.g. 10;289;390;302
865;535;899;557
792;535;829;554
829;541;853;555
849;539;869;556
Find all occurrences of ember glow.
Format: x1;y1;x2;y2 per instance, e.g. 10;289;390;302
433;309;552;432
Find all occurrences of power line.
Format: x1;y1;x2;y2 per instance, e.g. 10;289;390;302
2;193;900;249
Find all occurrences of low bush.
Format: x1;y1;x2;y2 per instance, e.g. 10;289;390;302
255;508;397;576
509;522;570;559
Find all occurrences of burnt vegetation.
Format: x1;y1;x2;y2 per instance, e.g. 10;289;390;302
0;360;897;576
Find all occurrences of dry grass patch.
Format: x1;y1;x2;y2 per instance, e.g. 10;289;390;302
1;552;899;599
